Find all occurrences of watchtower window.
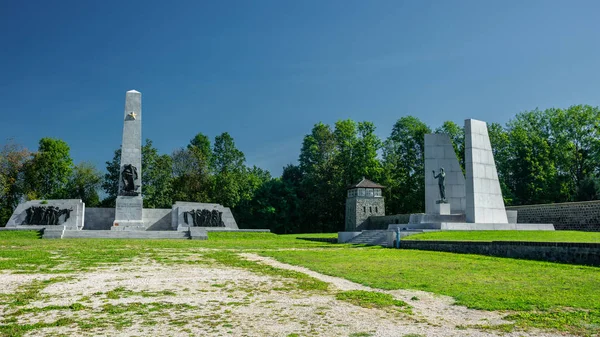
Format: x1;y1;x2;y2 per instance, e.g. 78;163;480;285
369;206;372;213
375;206;378;213
357;188;366;197
374;189;382;197
366;189;374;197
363;206;366;213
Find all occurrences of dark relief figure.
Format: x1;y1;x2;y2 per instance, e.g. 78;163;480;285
432;167;447;202
183;209;224;227
120;164;140;196
22;206;72;226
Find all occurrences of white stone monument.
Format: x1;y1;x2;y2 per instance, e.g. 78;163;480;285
112;90;144;230
465;119;508;224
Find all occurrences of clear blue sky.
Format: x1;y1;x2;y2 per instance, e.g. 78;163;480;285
2;0;600;177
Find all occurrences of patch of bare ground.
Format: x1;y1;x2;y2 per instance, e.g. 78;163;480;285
0;256;571;337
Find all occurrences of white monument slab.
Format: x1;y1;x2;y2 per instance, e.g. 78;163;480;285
465;119;508;224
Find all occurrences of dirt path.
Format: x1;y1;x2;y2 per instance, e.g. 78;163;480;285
0;255;569;337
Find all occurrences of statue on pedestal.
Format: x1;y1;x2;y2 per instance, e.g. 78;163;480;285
432;167;447;203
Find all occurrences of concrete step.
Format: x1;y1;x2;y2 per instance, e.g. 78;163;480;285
60;230;190;239
348;230;389;247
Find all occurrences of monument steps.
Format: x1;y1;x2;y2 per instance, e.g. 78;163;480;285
57;230;190;240
348;230;389;247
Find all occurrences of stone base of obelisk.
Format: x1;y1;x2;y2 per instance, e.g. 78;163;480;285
112;196;145;231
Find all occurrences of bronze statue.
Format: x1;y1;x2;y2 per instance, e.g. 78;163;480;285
184;209;224;227
432;167;446;202
120;164;139;196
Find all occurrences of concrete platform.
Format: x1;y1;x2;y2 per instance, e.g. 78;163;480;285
389;222;555;231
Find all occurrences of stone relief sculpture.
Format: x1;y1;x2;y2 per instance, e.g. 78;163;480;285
432;168;447;202
184;209;224;227
120;164;140;196
22;206;72;226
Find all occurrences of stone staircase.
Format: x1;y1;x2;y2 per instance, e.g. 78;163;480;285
347;230;389;247
52;230;191;240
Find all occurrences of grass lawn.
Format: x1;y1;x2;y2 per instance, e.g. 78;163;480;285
0;230;599;336
405;230;600;242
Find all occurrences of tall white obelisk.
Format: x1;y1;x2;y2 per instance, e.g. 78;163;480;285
112;90;144;230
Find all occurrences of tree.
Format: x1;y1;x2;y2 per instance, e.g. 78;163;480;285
101;148;121;207
66;162;102;206
488;122;514;204
435;120;464;171
549;105;600;201
382;116;431;214
298;122;339;232
23;138;73;200
354;121;383;181
212;132;246;208
0;140;30;225
142;139;173;208
171;133;213;203
505;110;562;204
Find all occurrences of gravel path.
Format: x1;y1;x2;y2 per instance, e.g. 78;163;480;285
0;254;570;337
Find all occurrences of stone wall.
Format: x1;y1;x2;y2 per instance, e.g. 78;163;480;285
84;208;114;230
85;208;173;231
143;209;172;230
400;240;600;266
506;201;600;232
362;214;411;230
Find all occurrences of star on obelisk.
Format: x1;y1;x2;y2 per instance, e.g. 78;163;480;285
127;111;137;120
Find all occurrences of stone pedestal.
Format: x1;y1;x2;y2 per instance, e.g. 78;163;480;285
434;203;451;215
113;197;144;230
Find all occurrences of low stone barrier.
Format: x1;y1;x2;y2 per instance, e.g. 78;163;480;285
297;237;337;243
506;200;600;231
399;240;600;266
363;214;411;230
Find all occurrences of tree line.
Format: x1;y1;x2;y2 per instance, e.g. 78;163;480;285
1;105;599;232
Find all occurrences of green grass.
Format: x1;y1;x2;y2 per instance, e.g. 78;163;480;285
1;230;599;336
406;230;600;242
336;290;409;310
261;248;600;311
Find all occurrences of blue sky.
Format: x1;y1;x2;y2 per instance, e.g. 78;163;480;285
2;0;600;177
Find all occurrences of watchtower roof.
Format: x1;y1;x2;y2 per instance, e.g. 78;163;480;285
347;177;385;190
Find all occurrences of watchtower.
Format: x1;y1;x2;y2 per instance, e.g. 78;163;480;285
345;178;385;231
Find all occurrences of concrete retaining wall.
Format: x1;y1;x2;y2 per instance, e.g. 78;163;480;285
363;214;411;230
85;208;173;231
84;208;114;230
506;201;600;231
400;240;600;266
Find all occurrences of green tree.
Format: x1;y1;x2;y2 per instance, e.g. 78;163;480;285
142;139;173;208
549;105;600;200
0;140;30;225
100;149;121;207
488;122;514;204
382;116;431;214
435;120;464;171
171;133;213;203
354;121;383;182
212;132;246;208
66;162;102;206
505;110;562;204
23;138;73;200
298;122;339;232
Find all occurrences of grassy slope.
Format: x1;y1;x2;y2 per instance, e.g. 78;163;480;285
405;230;600;242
